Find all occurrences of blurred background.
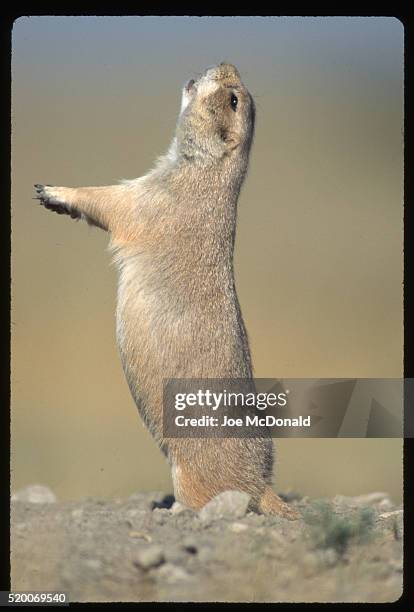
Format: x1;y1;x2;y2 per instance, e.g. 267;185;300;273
11;17;403;502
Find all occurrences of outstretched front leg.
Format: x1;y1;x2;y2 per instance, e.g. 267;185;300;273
34;183;133;232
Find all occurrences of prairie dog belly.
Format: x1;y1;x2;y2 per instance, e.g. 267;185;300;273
114;254;251;441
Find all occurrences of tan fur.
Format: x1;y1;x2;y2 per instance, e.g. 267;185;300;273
35;63;298;519
259;487;301;519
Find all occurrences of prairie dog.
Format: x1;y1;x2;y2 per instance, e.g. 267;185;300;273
35;63;298;519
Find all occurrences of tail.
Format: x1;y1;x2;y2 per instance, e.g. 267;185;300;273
259;486;301;520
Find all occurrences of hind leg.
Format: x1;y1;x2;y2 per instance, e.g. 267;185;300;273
173;465;300;520
171;450;262;511
172;462;214;510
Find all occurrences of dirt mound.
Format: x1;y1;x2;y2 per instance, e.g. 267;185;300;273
11;487;403;602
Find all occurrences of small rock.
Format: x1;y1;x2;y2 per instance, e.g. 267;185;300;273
134;545;164;569
334;492;392;508
319;548;339;567
199;490;251;523
389;559;403;573
129;531;152;542
378;509;403;539
378;509;403;521
353;492;392;506
156;563;190;583
378;498;394;511
84;559;102;571
170;502;189;515
71;509;83;519
245;512;265;525
229;522;249;533
11;485;57;504
152;508;169;525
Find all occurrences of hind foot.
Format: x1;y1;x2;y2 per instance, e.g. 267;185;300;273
259;486;301;520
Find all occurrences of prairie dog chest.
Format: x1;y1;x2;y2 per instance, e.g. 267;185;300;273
115;255;156;342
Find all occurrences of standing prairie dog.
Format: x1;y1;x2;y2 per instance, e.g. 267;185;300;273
35;63;298;519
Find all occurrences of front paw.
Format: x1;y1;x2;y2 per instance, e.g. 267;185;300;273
34;184;79;219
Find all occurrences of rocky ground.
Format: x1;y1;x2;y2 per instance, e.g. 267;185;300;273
11;486;403;603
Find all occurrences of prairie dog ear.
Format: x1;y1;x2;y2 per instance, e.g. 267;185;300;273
180;88;191;114
180;79;196;114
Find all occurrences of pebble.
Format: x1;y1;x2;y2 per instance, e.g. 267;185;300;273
378;509;403;538
378;509;403;521
319;548;339;567
389;559;403;573
156;563;190;583
199;491;251;523
11;485;57;504
377;498;394;511
152;508;169;525
245;513;265;525
353;492;392;506
84;559;102;571
128;531;152;542
134;545;164;569
229;522;249;533
334;492;392;508
170;502;190;515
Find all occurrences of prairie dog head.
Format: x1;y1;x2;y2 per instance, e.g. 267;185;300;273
175;63;255;163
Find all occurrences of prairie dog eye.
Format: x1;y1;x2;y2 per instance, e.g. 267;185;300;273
230;93;238;111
